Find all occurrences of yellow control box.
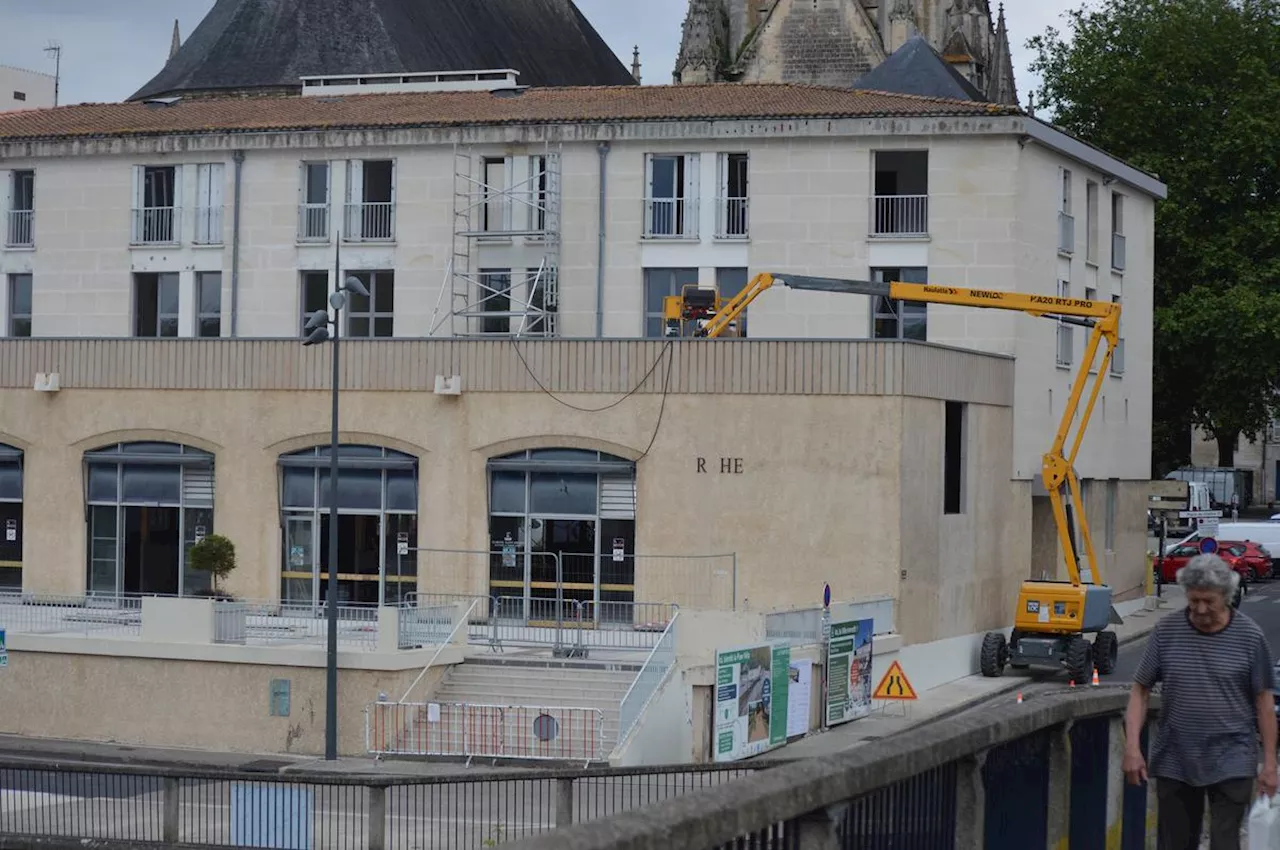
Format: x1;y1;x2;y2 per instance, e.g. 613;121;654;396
1014;581;1092;634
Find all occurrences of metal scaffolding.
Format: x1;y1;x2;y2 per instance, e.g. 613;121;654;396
430;143;562;337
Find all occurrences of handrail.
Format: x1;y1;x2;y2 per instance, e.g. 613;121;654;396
614;610;679;753
398;597;478;704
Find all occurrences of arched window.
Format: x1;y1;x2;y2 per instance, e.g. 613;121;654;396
83;442;215;597
278;445;418;606
486;449;637;614
0;443;23;591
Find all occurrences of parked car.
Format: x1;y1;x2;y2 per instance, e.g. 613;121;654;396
1154;539;1269;584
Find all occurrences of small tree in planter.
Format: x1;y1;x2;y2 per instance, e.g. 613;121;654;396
188;534;238;599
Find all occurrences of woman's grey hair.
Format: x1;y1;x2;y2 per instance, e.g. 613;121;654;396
1177;553;1240;597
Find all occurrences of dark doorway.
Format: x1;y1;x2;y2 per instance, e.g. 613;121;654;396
0;502;21;591
318;514;382;605
123;506;180;595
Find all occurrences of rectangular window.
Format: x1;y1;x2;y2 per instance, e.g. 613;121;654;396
1085;180;1099;263
643;267;699;338
1058;168;1074;254
715;267;750;337
134;272;179;338
195;271;222;338
482;157;509;233
645;154;698;238
717;153;749;238
12;92;25;102
1056;280;1072;366
944;401;966;515
300;271;329;336
194;163;224;244
299;162;330;241
133;165;178;244
1110;294;1125;376
871;267;928;341
6;169;34;247
345;270;394;338
478;269;512;335
872;150;928;236
7;273;31;337
1105;478;1118;551
345;159;394;241
1111;193;1126;271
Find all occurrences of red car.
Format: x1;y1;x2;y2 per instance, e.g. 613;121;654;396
1155;539;1272;584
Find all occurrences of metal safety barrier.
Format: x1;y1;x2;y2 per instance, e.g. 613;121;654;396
616;612;679;753
0;760;762;850
0;592;142;637
366;700;608;763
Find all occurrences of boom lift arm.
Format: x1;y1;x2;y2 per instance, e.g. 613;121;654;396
664;272;1122;591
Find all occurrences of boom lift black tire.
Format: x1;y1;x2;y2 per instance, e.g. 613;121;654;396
980;632;1008;678
1092;631;1118;675
1065;635;1093;685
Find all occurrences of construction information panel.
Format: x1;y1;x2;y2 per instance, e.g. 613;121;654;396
826;618;874;727
714;643;791;762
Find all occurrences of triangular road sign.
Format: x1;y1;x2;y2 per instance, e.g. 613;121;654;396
872;660;918;700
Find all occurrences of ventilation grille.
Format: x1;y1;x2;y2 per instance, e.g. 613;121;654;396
600;474;636;520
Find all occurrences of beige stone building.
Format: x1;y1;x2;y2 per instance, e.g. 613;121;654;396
0;78;1163;651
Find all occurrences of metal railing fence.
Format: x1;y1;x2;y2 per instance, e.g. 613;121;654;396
505;688;1156;850
763;595;896;646
616;612;679;753
366;701;606;763
0;591;142;637
0;760;765;850
871;194;928;236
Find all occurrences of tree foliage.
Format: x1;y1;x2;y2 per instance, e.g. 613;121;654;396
1028;0;1280;469
188;534;237;593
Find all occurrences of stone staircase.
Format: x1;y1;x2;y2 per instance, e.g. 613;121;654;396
432;655;643;758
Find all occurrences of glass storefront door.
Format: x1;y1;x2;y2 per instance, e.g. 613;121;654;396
283;516;316;605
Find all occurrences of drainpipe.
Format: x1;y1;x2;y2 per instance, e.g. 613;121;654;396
595;141;610;338
230;149;245;337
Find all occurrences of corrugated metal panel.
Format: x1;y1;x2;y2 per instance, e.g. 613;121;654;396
182;465;215;508
0;339;1012;403
599;474;636;519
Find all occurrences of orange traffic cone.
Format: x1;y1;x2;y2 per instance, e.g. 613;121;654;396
1092;669;1100;687
1016;692;1023;704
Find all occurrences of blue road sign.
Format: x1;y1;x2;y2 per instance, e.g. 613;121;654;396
823;583;831;608
1199;537;1218;554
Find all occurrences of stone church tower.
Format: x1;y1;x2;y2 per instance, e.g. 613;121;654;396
674;0;1018;105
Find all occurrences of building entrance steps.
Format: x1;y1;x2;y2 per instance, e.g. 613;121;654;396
428;656;644;755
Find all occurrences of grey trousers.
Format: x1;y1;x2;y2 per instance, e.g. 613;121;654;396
1156;777;1255;850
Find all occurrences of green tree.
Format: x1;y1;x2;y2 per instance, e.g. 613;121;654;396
1028;0;1280;468
188;533;238;595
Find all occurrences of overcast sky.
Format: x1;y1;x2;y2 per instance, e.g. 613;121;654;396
0;0;1079;107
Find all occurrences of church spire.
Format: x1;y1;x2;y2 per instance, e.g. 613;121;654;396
631;45;642;84
169;19;182;61
674;0;725;84
985;3;1018;106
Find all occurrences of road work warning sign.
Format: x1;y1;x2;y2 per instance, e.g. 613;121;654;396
872;660;918;700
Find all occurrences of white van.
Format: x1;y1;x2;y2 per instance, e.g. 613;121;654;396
1168;521;1280;574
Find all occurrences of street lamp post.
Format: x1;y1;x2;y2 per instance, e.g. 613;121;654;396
302;233;370;761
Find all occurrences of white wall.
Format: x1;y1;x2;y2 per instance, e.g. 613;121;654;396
0;122;1156;490
0;66;56;112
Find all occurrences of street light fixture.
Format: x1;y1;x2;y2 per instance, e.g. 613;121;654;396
301;237;370;761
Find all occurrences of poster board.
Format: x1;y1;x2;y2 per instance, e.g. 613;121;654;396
825;618;874;727
714;642;791;762
786;659;813;738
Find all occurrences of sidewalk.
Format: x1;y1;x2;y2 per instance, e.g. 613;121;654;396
774;587;1184;760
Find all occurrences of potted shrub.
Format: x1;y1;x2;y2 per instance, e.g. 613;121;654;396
188;534;238;600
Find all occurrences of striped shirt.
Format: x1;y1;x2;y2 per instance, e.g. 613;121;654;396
1135;608;1275;786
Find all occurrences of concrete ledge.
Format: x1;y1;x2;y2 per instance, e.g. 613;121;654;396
5;633;466;671
509;690;1144;850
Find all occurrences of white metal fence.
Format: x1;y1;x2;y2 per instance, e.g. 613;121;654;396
0;592;142;637
644;197;699;239
872;194;928;236
297;203;329;241
717;196;749;238
366;700;607;762
131;207;178;244
5;209;32;247
344;202;395;241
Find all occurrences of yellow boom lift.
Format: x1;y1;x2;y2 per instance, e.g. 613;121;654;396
664;273;1123;683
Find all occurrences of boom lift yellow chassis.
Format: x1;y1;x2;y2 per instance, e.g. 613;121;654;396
665;273;1123;683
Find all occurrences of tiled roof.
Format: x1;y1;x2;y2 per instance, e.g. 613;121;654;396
0;84;1021;142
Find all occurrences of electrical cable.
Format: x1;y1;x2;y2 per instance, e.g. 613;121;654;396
506;337;676;462
506;338;673;413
